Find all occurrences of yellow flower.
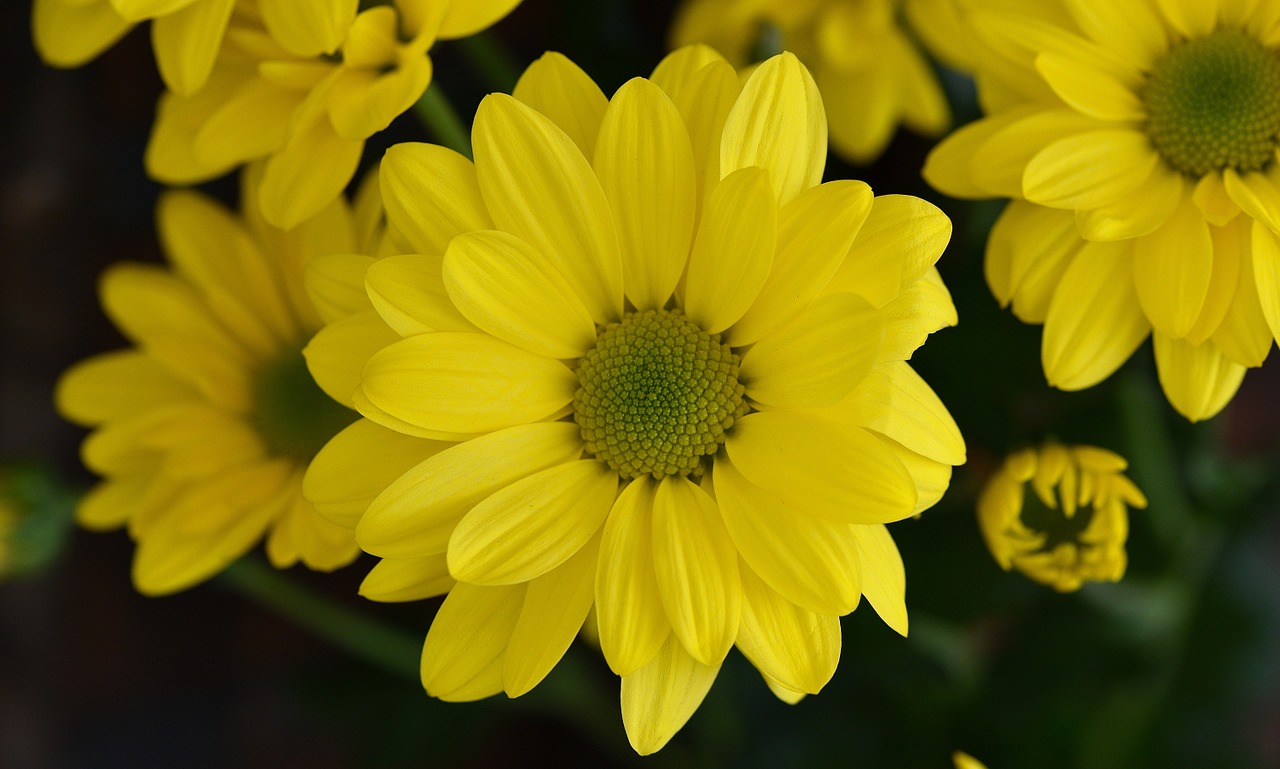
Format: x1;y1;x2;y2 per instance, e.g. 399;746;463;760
953;752;989;769
669;0;968;163
53;170;387;595
303;47;964;754
925;0;1280;421
31;0;359;97
977;443;1146;593
145;0;522;229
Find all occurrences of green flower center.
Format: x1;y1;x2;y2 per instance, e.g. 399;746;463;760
250;343;354;462
573;309;747;480
1019;491;1096;553
1143;28;1280;177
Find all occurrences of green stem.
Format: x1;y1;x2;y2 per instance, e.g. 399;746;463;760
455;30;522;93
219;557;420;681
413;82;472;159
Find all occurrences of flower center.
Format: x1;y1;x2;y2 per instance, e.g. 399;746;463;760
1018;491;1096;554
250;343;354;462
1143;28;1280;177
573;309;747;480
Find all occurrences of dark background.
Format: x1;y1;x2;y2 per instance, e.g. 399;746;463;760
4;1;1280;767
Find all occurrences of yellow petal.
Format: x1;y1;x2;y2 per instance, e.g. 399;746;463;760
360;332;575;435
356;422;583;558
421;583;524;701
923;111;1032;199
880;267;958;360
76;477;151;531
735;565;841;693
682;167;776;333
1075;164;1185;241
741;293;881;408
1224;167;1280;232
443;231;597;359
1157;0;1217;37
1035;53;1144;121
651;477;740;667
651;49;740;212
303;417;448;528
593;78;697;311
596;478;671;676
730;180;873;345
987;202;1079;322
110;0;195;20
1212;220;1273;366
359;554;453;602
305;253;376;323
328;56;432;141
1063;0;1168;64
380;142;492;256
365;253;477;337
447;460;616;585
437;0;521;38
854;523;908;636
1042;241;1150;390
1132;196;1213;339
303;310;399;408
1186;220;1246;344
513;52;608;159
503;534;599;697
1192;173;1242;227
1023;130;1158;209
621;636;720;756
826;194;952;309
714;461;860;615
969;108;1103;202
1153;334;1246;422
473;93;623;323
151;0;235;97
726;411;918;525
720;52;826;205
1248;220;1280;344
258;0;355;57
55;350;193;425
33;0;133;67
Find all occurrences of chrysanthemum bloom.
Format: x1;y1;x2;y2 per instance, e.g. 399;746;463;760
977;443;1146;593
53;172;387;595
31;0;362;96
924;1;1280;421
304;46;964;753
145;0;521;229
953;752;990;769
669;0;970;163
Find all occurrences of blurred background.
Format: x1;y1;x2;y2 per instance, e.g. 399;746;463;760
3;1;1280;767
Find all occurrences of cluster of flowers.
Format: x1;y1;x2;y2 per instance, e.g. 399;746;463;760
42;0;1278;757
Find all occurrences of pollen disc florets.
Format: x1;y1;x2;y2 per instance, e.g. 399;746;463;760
1143;28;1280;177
573;309;747;479
251;344;353;462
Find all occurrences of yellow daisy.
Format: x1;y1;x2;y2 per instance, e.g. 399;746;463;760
303;46;964;753
924;0;1280;421
977;443;1146;593
53;170;387;595
669;0;969;163
145;0;522;229
31;0;359;97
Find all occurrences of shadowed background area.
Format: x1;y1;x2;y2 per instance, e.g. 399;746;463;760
3;1;1280;767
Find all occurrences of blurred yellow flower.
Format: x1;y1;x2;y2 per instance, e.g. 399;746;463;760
302;46;963;754
53;170;388;595
953;752;989;769
978;443;1146;593
925;0;1280;421
146;0;523;230
32;0;358;96
669;0;969;163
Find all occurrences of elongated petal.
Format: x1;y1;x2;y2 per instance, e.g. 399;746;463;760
1043;241;1150;389
151;0;235;97
714;460;861;615
651;50;739;209
303;310;399;408
365;253;477;337
259;0;355;57
1153;333;1245;422
1023;130;1157;209
448;460;616;585
1157;0;1217;37
514;52;608;158
1132;197;1213;339
651;477;740;667
1035;53;1144;121
356;422;583;558
33;0;133;67
1063;0;1167;64
359;553;453;602
736;565;841;694
504;535;599;696
328;56;432;141
720;52;826;204
854;523;908;636
741;292;880;408
55;350;193;425
381;143;492;256
730;180;873;344
305;253;376;323
437;0;522;38
596;478;671;676
303;417;449;528
1225;167;1280;233
827;194;952;309
473;93;623;323
1213;221;1273;366
594;78;697;310
879;267;959;360
360;332;575;434
444;231;596;358
1248;221;1280;343
421;583;524;701
1075;165;1184;241
682;168;776;333
726;411;918;524
621;636;720;756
